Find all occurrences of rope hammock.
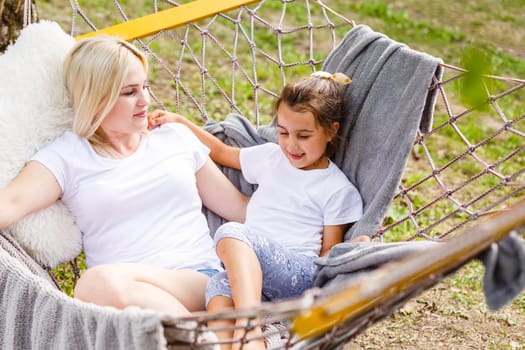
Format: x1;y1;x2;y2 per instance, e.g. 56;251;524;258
1;0;524;349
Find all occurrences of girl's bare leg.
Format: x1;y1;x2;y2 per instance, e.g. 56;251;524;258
207;295;235;350
216;238;265;350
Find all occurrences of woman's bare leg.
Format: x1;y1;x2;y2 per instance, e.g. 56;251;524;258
74;263;209;316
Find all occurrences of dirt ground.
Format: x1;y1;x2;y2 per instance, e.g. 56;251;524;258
345;262;524;350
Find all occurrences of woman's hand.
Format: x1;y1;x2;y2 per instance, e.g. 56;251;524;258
147;110;187;130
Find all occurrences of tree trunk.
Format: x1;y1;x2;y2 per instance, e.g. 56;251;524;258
0;0;38;53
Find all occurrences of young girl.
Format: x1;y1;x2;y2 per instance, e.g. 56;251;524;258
149;71;366;349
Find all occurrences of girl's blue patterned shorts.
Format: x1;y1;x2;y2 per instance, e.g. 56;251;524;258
205;222;317;306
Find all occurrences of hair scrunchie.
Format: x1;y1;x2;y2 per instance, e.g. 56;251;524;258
311;71;351;85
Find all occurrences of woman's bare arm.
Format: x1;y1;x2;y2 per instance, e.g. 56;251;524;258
0;161;61;229
195;158;248;223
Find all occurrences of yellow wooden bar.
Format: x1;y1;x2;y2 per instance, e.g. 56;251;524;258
76;0;260;41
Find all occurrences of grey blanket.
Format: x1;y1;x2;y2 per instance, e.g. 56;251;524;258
313;25;525;309
324;24;442;241
478;231;525;309
202;25;525;310
313;240;439;287
0;232;167;350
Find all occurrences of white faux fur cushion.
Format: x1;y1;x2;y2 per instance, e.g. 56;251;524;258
0;21;81;267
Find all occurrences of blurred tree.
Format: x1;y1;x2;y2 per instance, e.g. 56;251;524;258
0;0;38;53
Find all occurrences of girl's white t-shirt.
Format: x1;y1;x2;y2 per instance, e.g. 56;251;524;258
240;142;363;257
31;123;221;270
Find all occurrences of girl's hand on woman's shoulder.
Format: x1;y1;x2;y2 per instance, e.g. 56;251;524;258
147;110;187;130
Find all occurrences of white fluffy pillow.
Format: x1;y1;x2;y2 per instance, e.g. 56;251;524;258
0;21;81;267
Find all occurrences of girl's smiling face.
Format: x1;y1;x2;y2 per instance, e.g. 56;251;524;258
276;102;337;170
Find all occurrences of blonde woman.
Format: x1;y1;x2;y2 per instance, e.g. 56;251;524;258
0;35;248;316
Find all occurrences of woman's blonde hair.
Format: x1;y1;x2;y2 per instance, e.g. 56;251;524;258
63;35;147;154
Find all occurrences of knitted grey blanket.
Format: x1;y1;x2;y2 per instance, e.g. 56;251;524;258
0;232;167;350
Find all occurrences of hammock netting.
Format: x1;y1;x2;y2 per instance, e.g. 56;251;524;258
63;0;524;243
4;0;525;349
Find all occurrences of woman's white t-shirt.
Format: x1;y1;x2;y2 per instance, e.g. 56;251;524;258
31;123;221;270
240;142;363;257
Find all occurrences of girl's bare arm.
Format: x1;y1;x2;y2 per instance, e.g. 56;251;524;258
319;224;347;257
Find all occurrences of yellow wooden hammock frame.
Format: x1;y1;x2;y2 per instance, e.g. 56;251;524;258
75;0;259;41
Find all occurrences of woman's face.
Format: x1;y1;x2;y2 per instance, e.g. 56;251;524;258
99;57;150;136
